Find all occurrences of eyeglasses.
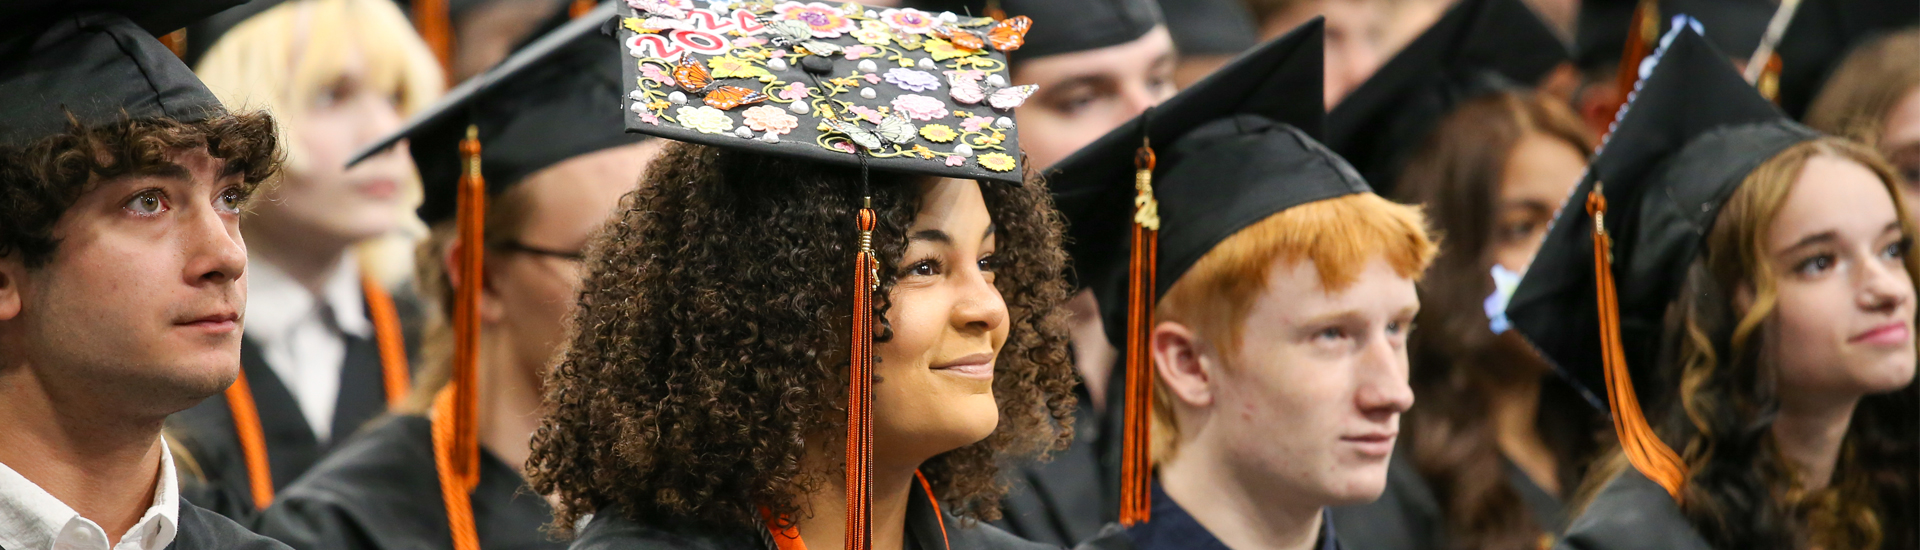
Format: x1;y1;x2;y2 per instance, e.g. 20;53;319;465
491;240;585;262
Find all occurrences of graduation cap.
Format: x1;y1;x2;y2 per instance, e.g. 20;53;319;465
342;3;642;548
1045;20;1350;525
613;2;1037;546
1324;0;1568;198
1156;0;1257;57
1773;0;1919;120
0;0;245;148
179;0;288;67
1505;25;1817;502
903;0;1162;61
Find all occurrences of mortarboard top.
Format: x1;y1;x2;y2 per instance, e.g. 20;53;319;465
1774;0;1919;120
0;0;246;148
1048;18;1330;334
615;0;1037;185
1156;0;1256;57
1043;20;1350;525
1574;0;1787;80
180;0;291;67
1324;0;1567;198
349;0;645;225
1574;0;1638;76
904;0;1162;62
1505;27;1817;494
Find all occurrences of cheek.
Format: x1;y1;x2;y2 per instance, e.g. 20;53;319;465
878;289;942;373
1770;284;1854;384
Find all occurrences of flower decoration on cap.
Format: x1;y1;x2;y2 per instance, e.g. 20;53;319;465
880;8;940;35
776;2;857;37
884;68;939;92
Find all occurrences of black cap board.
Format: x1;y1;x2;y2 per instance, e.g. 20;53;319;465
1574;0;1784;79
1324;0;1568;198
1574;0;1638;76
1506;25;1818;408
1043;20;1360;348
1774;0;1919;120
1157;0;1256;56
903;0;1163;61
614;1;1036;184
180;0;290;67
348;0;646;224
0;0;244;148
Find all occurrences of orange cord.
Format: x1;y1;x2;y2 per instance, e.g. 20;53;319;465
412;0;454;84
434;125;487;550
1585;188;1688;501
224;372;275;509
846;203;877;550
1599;0;1657;142
158;30;187;59
363;274;412;407
758;471;950;550
914;472;949;550
1119;143;1159;526
569;0;595;18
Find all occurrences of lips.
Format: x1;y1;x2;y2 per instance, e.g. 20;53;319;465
931;352;995;380
176;311;240;334
1341;431;1398;458
1851;321;1911;346
357;178;399;200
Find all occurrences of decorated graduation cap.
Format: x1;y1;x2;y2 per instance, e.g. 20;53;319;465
1157;0;1257;57
1045;20;1349;525
1773;0;1919;120
342;4;642;549
1324;0;1567;197
1505;25;1817;502
613;1;1034;548
0;0;244;148
903;0;1162;61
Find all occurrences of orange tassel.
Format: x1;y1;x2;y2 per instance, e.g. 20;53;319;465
846;199;877;550
1585;187;1687;501
158;30;187;59
1119;142;1159;526
363;274;413;407
412;0;454;84
434;125;487;550
223;372;275;509
570;0;595;18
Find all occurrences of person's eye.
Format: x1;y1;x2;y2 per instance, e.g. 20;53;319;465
1883;238;1911;261
976;254;998;273
904;258;943;277
1795;253;1836;276
124;190;168;216
214;186;246;214
1387;320;1411;335
1314;326;1348;341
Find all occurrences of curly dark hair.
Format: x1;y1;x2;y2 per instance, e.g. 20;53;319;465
0;111;281;268
525;141;1079;533
1391;91;1605;550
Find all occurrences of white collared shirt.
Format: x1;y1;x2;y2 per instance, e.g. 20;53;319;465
244;255;373;443
0;440;180;550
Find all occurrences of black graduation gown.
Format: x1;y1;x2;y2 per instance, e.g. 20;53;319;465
1328;451;1564;550
168;289;424;523
994;380;1111;546
255;415;563;550
569;480;1058;550
172;499;291;550
1074;483;1341;550
1552;469;1710;550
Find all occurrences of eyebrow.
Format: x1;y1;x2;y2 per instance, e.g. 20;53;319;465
1779;222;1904;255
909;224;997;245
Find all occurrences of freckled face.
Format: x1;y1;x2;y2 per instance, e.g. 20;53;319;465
872;178;1009;467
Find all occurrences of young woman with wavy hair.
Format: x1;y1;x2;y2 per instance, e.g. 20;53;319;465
1509;28;1918;550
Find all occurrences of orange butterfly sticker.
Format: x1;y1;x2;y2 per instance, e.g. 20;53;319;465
672;55;768;110
986;16;1030;52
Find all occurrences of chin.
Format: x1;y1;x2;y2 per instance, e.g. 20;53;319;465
1857;355;1919;394
1317;465;1392;506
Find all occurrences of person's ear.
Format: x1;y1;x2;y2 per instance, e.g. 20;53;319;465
443;238;507;325
1150;321;1214;409
0;258;21;321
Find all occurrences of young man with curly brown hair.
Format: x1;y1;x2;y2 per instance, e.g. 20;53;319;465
0;2;286;549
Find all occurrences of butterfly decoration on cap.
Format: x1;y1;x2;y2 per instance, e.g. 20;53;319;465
825;112;917;150
946;70;1035;110
930;15;1031;52
763;18;846;56
669;54;772;109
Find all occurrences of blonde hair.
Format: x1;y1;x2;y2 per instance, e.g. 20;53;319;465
194;0;446;285
1150;192;1439;460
